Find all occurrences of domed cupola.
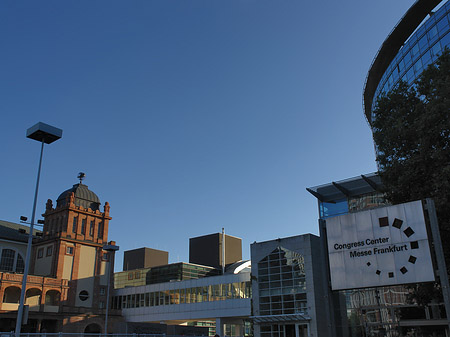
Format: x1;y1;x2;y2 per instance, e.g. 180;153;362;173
56;172;101;211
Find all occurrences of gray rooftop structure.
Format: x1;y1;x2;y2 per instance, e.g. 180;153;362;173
306;172;382;203
0;220;41;242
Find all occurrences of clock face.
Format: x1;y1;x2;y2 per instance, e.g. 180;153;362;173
326;200;435;290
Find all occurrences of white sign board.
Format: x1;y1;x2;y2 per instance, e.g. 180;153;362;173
326;200;435;290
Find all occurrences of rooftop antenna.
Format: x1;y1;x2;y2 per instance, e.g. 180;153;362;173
222;227;225;274
78;172;86;184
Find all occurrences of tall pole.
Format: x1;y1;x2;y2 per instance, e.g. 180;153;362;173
16;140;45;337
104;254;111;336
222;228;225;274
103;244;118;336
425;198;450;333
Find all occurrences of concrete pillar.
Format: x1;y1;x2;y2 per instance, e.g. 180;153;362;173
234;322;242;337
216;318;224;337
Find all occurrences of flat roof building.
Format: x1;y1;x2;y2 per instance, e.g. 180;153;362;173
189;232;242;270
123;247;169;271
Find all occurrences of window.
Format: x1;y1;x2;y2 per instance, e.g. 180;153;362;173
66;247;74;255
81;218;86;235
102;252;109;261
99;301;105;309
0;249;16;271
72;216;78;234
16;255;24;273
258;247;306;316
37;248;44;259
128;272;134;280
98;221;103;239
100;287;106;295
46;246;53;257
79;290;89;301
89;220;94;236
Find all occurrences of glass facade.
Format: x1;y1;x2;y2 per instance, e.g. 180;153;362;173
372;2;450;117
111;281;251;310
257;247;307;317
114;262;220;289
319;191;387;219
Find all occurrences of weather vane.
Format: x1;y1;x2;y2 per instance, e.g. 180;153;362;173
77;172;86;184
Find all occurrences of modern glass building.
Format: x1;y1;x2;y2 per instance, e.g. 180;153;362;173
114;262;220;289
308;174;448;336
363;0;449;124
112;265;252;337
250;234;330;337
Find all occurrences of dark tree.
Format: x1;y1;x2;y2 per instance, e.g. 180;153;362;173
372;49;450;268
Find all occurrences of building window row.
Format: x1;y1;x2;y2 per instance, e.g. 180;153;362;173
71;216;103;239
112;281;251;310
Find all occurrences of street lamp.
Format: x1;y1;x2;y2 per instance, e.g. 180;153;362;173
103;243;119;336
15;122;62;337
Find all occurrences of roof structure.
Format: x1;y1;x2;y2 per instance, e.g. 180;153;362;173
306;172;382;203
56;183;101;211
0;220;41;243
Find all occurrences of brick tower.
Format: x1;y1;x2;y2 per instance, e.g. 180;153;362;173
32;174;113;311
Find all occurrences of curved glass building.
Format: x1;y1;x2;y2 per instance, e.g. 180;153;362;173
364;0;449;124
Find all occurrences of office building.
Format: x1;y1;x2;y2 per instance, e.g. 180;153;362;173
123;247;169;271
114;262;220;289
364;0;450;125
250;234;330;337
189;232;242;270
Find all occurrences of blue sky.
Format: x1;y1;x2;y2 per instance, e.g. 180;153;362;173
1;0;418;270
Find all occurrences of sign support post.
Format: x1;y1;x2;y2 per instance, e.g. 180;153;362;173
424;198;450;333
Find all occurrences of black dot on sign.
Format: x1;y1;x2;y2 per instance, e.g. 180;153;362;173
404;227;415;237
367;262;371;266
410;241;419;249
392;218;403;229
400;267;408;274
379;217;389;227
376;270;381;275
408;256;417;264
389;272;394;278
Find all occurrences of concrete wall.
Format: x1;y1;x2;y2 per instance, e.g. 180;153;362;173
75;245;96;307
34;243;54;276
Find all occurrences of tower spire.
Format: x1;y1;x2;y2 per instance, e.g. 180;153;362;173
77;172;86;184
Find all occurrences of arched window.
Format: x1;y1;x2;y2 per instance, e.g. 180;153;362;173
0;249;16;271
3;286;21;303
45;290;61;306
0;248;26;273
16;254;24;273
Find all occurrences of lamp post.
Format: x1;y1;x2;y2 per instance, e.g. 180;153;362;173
103;243;119;336
15;122;62;337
